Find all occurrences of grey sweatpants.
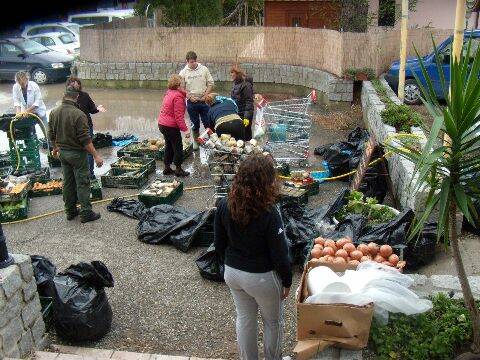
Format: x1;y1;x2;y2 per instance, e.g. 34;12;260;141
224;265;284;360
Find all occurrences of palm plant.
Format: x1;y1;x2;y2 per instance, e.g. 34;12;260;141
385;39;480;355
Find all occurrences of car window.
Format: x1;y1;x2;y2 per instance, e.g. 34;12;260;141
70;17;91;25
67;24;80;34
26;28;40;36
1;44;22;57
59;34;75;44
42;37;56;47
463;38;480;57
17;39;49;55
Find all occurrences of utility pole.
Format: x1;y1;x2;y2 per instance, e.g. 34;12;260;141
398;0;409;101
452;0;466;62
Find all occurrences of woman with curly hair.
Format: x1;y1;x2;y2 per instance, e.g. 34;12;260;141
214;155;292;360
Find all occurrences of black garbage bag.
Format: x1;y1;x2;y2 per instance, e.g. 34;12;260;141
31;255;57;298
107;198;146;220
167;209;214;252
53;261;114;342
405;222;438;270
314;142;357;179
358;156;388;202
347;127;370;144
92;132;113;148
328;214;368;242
280;202;320;266
195;244;224;282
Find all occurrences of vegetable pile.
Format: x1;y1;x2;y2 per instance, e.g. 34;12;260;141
310;236;406;270
204;133;264;155
115;159;145;169
142;180;180;196
32;180;62;192
336;190;398;225
0;181;28;195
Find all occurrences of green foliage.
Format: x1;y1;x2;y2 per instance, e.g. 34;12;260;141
336;190;397;225
344;67;376;80
340;0;369;32
381;103;423;132
370;293;478;360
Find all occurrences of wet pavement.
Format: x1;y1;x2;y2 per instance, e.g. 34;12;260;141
0;81;363;358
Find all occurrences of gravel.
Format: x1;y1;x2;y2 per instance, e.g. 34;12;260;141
3;99;364;359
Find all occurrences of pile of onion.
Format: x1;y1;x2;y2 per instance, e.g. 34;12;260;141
310;237;406;270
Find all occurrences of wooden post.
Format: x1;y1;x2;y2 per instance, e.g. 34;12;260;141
452;0;466;62
398;0;409;101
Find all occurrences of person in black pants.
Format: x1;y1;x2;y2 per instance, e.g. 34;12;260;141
230;65;254;141
215;154;292;359
66;77;107;179
205;93;244;140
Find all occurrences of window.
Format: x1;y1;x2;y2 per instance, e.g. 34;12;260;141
17;39;49;55
70;16;110;25
292;17;301;27
59;34;75;44
1;44;22;57
26;28;40;36
67;24;80;34
42;37;56;47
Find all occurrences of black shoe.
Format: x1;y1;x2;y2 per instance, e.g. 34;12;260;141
175;169;190;177
163;167;174;175
80;211;101;223
66;209;79;221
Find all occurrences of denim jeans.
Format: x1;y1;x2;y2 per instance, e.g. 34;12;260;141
186;100;210;131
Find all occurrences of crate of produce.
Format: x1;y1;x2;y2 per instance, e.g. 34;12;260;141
101;168;149;189
0;181;30;202
284;179;320;197
110;156;156;175
117;139;165;160
0;197;29;223
90;178;103;201
0;151;11;167
157;141;193;161
26;167;51;184
278;185;308;205
9;136;41;172
0;166;12;179
29;179;63;198
47;153;61;168
138;179;183;207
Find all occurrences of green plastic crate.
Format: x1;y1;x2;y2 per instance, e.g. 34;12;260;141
0;166;12;178
90;179;103;201
278;185;308;205
47;153;61;168
101;168;149;189
29;179;63;198
0;182;30;203
0;197;29;223
138;179;183;207
27;168;51;185
157;143;193;161
0;151;11;167
283;180;319;197
110;156;156;175
9;136;41;172
193;227;214;247
117;142;164;160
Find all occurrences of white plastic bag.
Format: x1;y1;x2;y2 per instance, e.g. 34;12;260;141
253;96;267;140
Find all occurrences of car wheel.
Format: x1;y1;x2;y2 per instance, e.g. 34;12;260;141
403;79;422;105
31;69;48;85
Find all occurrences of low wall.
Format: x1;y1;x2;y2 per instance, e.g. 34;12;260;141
75;61;354;102
0;255;47;358
361;79;428;212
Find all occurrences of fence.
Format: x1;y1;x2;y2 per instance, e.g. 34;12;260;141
79;21;452;77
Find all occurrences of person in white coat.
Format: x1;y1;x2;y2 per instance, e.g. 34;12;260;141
12;71;48;129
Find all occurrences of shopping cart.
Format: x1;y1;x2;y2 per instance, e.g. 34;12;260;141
204;147;243;200
262;91;315;167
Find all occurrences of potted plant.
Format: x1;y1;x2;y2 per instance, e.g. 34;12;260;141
385;39;480;358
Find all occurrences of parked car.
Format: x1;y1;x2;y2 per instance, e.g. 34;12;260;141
68;9;134;27
22;22;79;41
384;30;480;105
26;32;79;56
0;38;73;84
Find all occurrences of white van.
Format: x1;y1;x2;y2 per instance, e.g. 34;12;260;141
68;10;135;27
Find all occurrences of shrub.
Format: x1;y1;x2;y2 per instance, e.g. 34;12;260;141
381;103;423;132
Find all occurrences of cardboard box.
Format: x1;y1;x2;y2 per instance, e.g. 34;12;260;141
294;261;374;360
308;259;358;273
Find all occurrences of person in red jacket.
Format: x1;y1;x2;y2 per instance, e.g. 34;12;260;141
158;75;190;177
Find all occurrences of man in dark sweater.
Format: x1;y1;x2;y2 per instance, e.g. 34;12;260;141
48;87;104;223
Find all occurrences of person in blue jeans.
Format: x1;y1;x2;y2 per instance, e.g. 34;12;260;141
179;51;214;149
66;77;107;178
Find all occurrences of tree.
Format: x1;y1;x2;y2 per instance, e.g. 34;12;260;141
385;39;480;355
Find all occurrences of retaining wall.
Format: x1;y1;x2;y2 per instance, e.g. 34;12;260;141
0;254;47;358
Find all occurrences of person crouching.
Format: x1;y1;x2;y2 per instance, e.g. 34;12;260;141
158;75;191;177
205;93;245;140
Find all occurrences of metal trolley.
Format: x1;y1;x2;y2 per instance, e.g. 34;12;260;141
204;148;243;200
262;91;315;167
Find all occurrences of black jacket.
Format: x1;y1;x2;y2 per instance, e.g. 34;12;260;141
231;76;254;120
214;197;292;288
206;100;238;126
77;91;98;127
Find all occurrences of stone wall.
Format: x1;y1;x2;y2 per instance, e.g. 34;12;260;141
361;79;428;212
410;274;480;301
74;61;354;102
0;255;47;358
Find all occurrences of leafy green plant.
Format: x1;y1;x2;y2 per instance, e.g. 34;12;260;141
343;67;376;81
336;190;397;224
381;103;423;132
384;37;480;354
370;293;478;360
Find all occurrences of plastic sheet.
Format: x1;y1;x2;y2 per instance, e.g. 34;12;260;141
31;255;57;298
112;134;138;147
195;244;225;282
305;261;432;324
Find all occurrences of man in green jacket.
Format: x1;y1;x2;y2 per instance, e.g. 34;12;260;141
48;86;104;223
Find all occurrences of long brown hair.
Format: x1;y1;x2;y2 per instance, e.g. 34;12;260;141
228;154;279;227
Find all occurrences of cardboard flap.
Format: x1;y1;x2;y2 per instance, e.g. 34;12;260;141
293;340;334;360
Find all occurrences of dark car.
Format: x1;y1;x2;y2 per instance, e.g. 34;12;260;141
0;37;73;84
